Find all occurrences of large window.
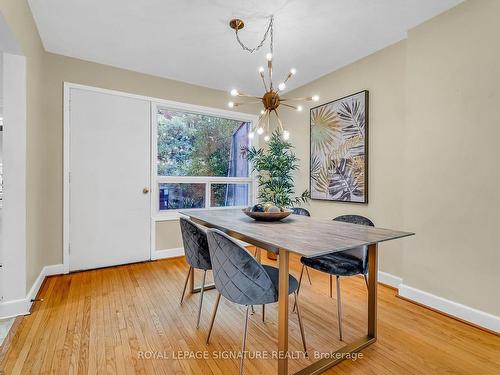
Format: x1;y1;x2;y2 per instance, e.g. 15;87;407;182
154;106;254;215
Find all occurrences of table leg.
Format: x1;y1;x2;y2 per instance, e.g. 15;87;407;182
367;243;378;339
256;247;262;263
189;268;215;294
278;249;290;375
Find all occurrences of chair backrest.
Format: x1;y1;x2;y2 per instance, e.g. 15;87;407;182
334;215;374;227
291;207;311;216
179;217;212;270
333;215;374;274
206;229;277;305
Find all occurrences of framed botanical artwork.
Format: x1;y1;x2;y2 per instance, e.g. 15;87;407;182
310;90;369;203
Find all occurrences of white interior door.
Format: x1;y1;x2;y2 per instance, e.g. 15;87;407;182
69;88;151;271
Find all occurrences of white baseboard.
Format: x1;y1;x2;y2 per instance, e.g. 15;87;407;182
0;298;31;320
0;263;64;319
151;247;184;260
44;264;66;276
378;270;500;333
151;242;258;261
398;284;500;333
378;271;403;289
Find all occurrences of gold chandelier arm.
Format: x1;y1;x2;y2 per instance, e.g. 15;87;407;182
254;111;267;130
283;72;293;84
280;96;313;102
233;100;263;108
281;103;300;110
236;92;262;100
259;71;268;92
274;109;284;132
266;109;271;134
237;100;263;104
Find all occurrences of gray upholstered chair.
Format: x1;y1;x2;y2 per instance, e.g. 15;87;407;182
179;217;212;328
297;215;374;341
291;207;312;285
206;229;307;375
291;207;311;217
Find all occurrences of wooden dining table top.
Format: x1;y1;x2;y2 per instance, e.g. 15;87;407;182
181;209;414;258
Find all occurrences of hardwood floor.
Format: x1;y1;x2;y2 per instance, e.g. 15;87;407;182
1;254;499;374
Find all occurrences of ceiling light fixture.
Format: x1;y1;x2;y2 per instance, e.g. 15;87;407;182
228;16;319;141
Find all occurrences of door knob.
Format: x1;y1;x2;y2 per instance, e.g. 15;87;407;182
143;187;150;194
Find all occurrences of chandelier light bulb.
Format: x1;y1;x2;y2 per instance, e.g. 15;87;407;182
230;89;239;97
278;82;286;91
312;95;320;102
290;68;297;75
297;105;303;112
259;66;265;73
257;127;264;135
228;101;235;108
248;131;255;139
266;52;273;61
283;130;290;140
260;109;266;115
264;135;270;142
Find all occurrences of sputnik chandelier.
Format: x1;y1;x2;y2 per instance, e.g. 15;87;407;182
227;16;319;141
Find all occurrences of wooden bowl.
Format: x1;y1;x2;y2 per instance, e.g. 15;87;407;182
242;208;293;222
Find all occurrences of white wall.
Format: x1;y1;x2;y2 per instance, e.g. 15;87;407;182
401;0;500;317
1;51;3;168
281;0;500;330
0;52;27;312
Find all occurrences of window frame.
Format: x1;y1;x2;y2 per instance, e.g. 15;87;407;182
151;102;258;221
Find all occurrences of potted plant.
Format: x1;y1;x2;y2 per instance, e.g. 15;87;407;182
244;130;310;208
243;130;309;259
243;129;309;209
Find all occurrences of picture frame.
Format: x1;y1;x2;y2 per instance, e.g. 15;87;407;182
309;90;369;204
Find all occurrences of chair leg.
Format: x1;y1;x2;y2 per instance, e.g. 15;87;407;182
336;276;343;341
180;266;192;305
196;270;207;329
294;292;308;356
206;292;221;345
262;304;265;323
293;264;305;313
363;274;369;289
239;305;251;375
251;305;255;315
330;274;333;298
305;266;312;285
297;264;305;294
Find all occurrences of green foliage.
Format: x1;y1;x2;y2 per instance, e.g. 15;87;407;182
244;130;310;208
157;111;238;177
157;114;195;176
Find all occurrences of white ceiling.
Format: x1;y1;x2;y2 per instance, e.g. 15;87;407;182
28;0;462;95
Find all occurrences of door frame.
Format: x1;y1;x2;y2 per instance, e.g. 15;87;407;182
63;82;258;273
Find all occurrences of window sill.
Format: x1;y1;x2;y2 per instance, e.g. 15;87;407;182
153;205;249;222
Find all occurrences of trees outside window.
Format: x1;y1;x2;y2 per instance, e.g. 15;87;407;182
155;108;253;212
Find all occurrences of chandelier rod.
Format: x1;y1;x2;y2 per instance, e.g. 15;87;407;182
259;70;268;91
281;103;300;110
268;59;273;90
274;109;284;132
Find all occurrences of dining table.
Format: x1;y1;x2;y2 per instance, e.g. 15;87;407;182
181;208;414;375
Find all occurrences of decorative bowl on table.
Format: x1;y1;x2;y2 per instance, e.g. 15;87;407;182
242;205;293;222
